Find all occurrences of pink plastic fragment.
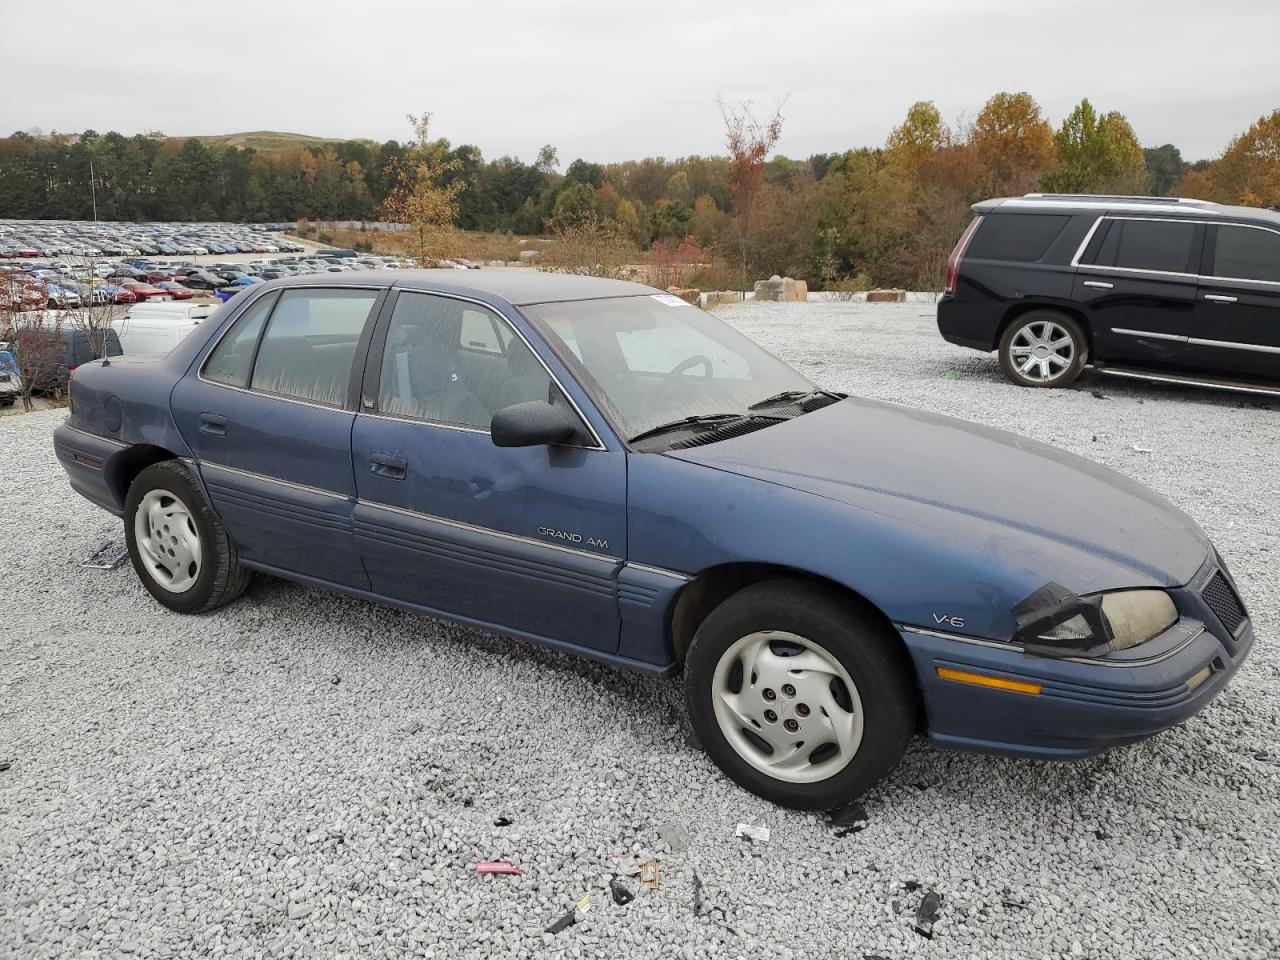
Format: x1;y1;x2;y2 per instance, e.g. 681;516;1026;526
475;861;524;876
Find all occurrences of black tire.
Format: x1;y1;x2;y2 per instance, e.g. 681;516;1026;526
684;579;916;810
123;460;251;614
998;310;1089;388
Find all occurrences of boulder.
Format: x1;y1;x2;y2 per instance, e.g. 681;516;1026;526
866;288;907;303
753;275;808;301
703;290;742;308
666;286;701;305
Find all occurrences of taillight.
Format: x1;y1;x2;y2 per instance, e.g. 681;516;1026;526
945;216;983;296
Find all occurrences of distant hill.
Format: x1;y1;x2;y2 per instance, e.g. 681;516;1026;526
176;131;374;152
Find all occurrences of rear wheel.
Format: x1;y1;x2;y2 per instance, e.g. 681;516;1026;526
998;310;1088;388
684;579;916;810
124;460;251;614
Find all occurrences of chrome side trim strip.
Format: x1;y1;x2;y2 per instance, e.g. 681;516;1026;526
1095;368;1280;397
1112;327;1186;343
61;423;129;448
199;461;351;501
1188;336;1280;355
624;562;694;582
896;622;1206;668
358;499;622;565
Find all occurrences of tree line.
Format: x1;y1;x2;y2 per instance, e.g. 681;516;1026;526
2;96;1277;288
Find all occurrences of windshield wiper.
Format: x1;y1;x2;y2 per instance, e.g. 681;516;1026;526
627;413;746;444
748;388;841;410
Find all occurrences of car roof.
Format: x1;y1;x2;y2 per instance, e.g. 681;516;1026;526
974;193;1280;227
261;268;665;306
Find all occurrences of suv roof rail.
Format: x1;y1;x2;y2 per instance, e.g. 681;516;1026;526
1021;193;1212;207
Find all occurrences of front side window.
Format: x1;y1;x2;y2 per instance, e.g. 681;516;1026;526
1090;218;1198;274
524;295;813;441
377;292;553;429
1211;225;1280;283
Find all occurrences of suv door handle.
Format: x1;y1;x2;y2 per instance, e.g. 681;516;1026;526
1203;294;1237;303
199;413;228;436
369;453;408;480
1082;280;1114;289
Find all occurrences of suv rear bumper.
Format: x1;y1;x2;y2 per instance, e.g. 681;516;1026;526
936;295;999;351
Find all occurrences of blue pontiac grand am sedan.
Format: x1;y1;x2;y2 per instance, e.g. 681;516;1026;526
54;271;1253;809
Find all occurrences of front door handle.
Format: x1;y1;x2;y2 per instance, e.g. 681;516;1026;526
369;453;407;480
1082;280;1114;289
1203;294;1238;303
199;413;228;436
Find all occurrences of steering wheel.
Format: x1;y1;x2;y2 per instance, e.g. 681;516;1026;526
663;354;714;385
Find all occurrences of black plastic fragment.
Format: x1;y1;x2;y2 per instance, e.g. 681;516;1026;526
610;878;635;907
829;801;869;837
691;870;705;915
545;908;577;934
1091;390;1108;400
493;816;513;827
1012;581;1111;657
0;760;11;772
914;891;942;938
902;880;922;892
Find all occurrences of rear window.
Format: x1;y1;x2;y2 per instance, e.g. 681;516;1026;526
966;214;1070;262
1088;218;1198;274
1211;225;1280;283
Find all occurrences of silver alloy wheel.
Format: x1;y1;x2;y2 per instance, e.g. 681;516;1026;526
133;488;202;594
711;630;864;784
1009;319;1075;383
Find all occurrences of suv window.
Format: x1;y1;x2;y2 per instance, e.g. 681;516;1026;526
377;292;552;429
967;214;1069;262
1090;218;1198;274
1211;225;1280;283
203;292;278;388
249;289;378;405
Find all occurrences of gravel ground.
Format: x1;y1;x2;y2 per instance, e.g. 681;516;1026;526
1;296;1277;960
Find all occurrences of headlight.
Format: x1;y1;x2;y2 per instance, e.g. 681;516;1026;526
1013;582;1178;658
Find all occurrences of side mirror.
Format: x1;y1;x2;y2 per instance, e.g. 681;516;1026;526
491;400;576;448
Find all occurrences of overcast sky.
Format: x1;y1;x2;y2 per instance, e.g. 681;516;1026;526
6;0;1277;164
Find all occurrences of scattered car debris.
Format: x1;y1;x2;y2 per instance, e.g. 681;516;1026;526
609;878;635;906
493;816;513;827
0;760;11;772
914;890;943;939
575;893;591;913
829;801;869;837
329;675;341;685
734;823;770;844
545;908;577;935
639;859;660;891
1091;390;1108;400
901;880;922;892
80;538;128;570
474;861;523;876
943;370;961;380
1002;898;1029;910
1133;444;1153;453
692;869;706;915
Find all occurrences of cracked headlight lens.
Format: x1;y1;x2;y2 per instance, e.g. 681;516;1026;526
1100;589;1178;652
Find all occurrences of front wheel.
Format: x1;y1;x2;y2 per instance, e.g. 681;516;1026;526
684;579;916;810
998;310;1088;388
124;460;251;614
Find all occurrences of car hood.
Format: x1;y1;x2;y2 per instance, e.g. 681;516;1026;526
666;398;1209;589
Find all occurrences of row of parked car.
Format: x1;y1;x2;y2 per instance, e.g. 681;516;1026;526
0;219;305;259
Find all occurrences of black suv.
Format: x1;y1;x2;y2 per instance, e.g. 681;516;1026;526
937;194;1280;395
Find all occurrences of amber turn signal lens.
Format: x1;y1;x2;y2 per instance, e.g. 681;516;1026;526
936;666;1042;695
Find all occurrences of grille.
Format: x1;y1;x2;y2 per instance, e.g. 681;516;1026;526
669;417;781;449
1202;570;1247;635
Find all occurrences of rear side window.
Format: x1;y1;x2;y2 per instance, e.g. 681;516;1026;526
1211;225;1280;283
1089;218;1198;274
250;289;379;405
966;214;1070;262
204;293;277;388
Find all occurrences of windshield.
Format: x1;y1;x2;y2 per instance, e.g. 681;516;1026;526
524;294;814;441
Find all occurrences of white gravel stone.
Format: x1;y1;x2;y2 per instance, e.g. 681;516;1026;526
0;295;1276;959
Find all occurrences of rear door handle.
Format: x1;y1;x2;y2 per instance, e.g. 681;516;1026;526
199;413;228;436
1203;294;1237;303
368;453;407;480
1082;280;1114;289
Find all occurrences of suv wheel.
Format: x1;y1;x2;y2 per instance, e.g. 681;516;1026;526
124;460;251;614
684;579;915;810
998;310;1088;388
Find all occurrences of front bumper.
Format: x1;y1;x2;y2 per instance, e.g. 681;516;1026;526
901;559;1255;759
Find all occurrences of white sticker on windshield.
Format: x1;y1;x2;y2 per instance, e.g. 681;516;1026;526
651;293;695;307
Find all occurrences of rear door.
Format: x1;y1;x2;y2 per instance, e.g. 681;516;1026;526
172;286;384;587
1192;222;1280;381
1072;216;1204;369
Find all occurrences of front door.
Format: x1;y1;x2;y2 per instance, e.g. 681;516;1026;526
350;289;626;653
1073;216;1204;370
172;286;384;587
1191;223;1280;382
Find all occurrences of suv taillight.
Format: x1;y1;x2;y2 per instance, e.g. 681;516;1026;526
945;216;983;296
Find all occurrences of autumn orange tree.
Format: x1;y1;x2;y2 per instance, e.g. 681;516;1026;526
970;92;1056;195
381;112;465;262
1191;110;1280;207
718;96;785;288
